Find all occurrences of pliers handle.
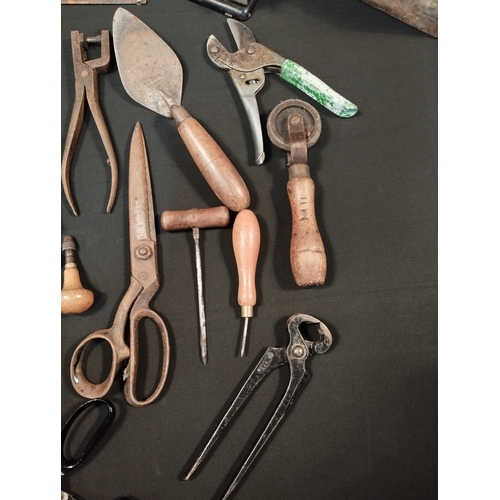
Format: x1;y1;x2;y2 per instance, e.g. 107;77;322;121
61;31;118;216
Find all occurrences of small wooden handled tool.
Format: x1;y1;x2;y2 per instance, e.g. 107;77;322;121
61;235;94;314
267;99;326;287
232;209;260;356
161;206;230;364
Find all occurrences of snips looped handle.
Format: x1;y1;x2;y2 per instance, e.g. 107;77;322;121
61;398;115;476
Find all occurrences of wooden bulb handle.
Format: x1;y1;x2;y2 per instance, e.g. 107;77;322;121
287;166;327;287
61;236;94;314
171;105;250;213
232;209;260;316
161;206;230;231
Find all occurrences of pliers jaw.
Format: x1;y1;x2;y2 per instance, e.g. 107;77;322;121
61;30;118;216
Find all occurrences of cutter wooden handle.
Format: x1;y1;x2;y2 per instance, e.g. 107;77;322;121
287;167;326;287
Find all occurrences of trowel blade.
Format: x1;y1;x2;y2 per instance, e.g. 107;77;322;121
112;8;183;118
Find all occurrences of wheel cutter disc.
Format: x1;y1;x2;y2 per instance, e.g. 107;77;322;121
266;99;322;151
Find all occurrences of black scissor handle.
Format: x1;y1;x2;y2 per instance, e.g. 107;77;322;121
61;398;115;476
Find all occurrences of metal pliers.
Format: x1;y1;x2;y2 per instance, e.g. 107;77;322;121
207;20;358;165
61;30;118;216
184;313;334;499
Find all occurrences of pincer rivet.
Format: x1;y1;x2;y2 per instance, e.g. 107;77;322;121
136;244;152;260
246;45;256;55
291;344;305;358
210;45;219;54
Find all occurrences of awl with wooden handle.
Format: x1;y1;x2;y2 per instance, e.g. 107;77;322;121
232;209;260;356
161;206;230;364
267;99;326;287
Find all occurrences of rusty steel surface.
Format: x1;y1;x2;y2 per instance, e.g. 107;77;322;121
360;0;438;37
61;30;118;216
62;0;147;4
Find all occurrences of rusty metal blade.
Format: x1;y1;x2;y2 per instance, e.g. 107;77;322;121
128;123;157;247
63;1;146;4
360;0;438;38
112;8;182;118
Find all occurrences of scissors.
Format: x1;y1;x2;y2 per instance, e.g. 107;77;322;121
70;122;170;407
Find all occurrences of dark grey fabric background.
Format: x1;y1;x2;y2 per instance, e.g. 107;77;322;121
61;1;438;499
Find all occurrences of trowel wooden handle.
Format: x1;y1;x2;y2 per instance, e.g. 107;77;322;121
161;206;230;231
287;167;326;287
232;209;260;315
171;105;250;213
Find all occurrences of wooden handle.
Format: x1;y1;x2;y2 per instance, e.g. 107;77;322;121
171;105;250;213
287;175;326;287
232;209;260;315
161;206;230;231
61;236;94;314
61;266;95;314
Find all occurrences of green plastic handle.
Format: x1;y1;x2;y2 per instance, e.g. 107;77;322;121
280;59;358;118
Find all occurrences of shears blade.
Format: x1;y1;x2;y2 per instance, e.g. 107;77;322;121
128;122;160;291
129;122;156;245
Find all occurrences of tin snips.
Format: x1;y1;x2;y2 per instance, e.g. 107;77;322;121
207;20;358;165
184;313;334;499
62;31;118;216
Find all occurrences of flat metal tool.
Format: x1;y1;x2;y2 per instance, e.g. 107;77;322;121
207;19;358;165
112;8;250;213
188;0;259;21
161;206;231;364
70;123;170;407
184;313;334;499
62;0;146;4
61;30;118;216
267;99;327;287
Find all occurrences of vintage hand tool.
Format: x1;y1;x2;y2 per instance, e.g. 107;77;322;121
232;209;260;356
267;99;327;287
63;0;146;3
62;398;115;476
62;398;115;500
360;0;438;38
70;123;170;407
188;0;259;21
161;206;230;365
61;30;118;216
184;313;333;499
61;235;95;315
112;8;250;213
207;19;358;165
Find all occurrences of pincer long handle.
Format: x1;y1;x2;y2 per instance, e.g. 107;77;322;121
170;105;250;213
124;305;170;407
280;59;358;118
287;167;326;287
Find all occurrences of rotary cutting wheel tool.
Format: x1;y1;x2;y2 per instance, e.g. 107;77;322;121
266;99;326;287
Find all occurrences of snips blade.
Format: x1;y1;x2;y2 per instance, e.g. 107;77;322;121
227;19;256;49
128;122;159;289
